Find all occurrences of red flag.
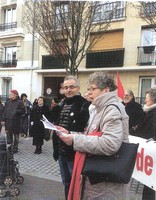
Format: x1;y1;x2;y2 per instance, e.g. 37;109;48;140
116;71;125;99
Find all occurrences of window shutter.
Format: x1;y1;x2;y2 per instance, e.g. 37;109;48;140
90;30;123;51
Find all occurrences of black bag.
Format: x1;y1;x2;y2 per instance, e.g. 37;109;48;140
82;142;139;185
44;129;51;141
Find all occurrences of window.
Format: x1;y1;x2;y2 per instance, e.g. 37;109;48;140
142;2;156;16
0;7;17;31
3;46;17;62
141;28;156;46
2;77;12;102
4;8;16;24
87;30;124;68
90;30;123;51
93;1;125;22
137;28;156;65
139;77;156;104
54;3;68;26
51;39;68;55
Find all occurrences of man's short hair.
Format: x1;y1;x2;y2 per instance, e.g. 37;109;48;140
64;75;80;87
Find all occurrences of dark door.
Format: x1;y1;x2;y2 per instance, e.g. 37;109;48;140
43;77;64;106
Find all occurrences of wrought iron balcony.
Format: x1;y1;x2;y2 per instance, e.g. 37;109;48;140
0;60;17;68
93;1;126;22
0;22;17;31
141;2;156;17
42;55;69;69
86;48;124;68
137;46;156;66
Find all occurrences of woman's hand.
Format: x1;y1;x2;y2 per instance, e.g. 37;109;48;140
59;134;74;146
55;125;74;146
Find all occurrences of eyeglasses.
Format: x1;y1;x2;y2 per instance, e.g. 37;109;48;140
63;85;78;90
87;87;99;92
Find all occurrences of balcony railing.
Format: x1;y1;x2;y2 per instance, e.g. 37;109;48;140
42;55;69;69
0;60;17;68
137;46;156;66
0;22;17;31
86;48;124;68
141;2;156;17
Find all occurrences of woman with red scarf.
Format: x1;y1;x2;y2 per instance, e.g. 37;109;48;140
56;72;130;200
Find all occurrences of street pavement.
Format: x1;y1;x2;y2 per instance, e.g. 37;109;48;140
0;130;65;200
0;129;144;200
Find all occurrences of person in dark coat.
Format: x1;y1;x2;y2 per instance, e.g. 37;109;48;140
32;98;38;108
132;88;156;200
52;75;89;200
20;93;32;138
49;98;61;124
30;96;50;154
2;90;25;153
122;89;144;134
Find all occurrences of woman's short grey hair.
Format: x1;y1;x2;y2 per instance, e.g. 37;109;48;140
146;88;156;103
88;72;117;91
64;75;80;87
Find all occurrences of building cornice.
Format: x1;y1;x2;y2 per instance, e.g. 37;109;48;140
0;66;154;73
0;67;38;71
34;66;156;74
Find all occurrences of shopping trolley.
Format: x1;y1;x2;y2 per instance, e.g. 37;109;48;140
0;136;24;197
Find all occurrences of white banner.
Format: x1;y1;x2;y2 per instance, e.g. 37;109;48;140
129;135;156;191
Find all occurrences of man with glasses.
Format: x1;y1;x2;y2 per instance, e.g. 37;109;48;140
52;75;89;200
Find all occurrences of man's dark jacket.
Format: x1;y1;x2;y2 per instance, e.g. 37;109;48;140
122;99;144;133
2;98;25;132
53;95;90;161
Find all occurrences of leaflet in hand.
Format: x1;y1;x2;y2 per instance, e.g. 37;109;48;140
40;115;66;136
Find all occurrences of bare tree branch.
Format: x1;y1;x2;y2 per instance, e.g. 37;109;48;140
23;0;122;75
131;2;156;30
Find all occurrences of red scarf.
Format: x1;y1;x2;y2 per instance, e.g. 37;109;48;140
68;131;102;200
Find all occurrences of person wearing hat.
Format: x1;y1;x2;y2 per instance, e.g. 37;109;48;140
2;89;25;153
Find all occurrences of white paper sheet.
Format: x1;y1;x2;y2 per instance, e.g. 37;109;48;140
40;115;66;136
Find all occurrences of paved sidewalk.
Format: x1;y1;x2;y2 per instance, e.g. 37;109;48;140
0;131;65;200
2;175;64;200
14;136;61;182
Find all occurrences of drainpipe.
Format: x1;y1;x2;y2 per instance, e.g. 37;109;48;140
31;1;35;67
30;0;36;101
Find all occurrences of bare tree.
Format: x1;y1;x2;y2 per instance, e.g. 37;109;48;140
131;2;156;30
23;1;120;75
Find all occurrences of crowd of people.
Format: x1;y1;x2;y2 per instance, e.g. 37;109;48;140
0;72;155;200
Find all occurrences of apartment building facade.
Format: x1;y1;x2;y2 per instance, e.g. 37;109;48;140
0;0;155;104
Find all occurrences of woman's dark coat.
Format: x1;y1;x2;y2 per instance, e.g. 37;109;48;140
30;104;50;146
122;99;144;129
133;105;156;140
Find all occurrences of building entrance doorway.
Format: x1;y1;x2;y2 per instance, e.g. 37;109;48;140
43;77;64;106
